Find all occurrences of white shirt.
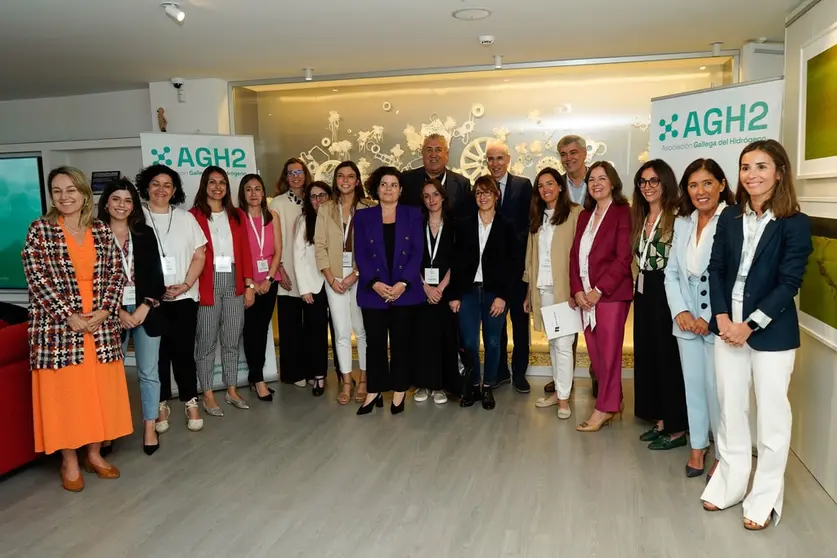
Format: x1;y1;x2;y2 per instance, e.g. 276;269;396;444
537;209;555;288
686;202;726;276
475;217;493;283
143;206;207;302
209;210;235;265
579;202;611;330
269;193;303;297
292;215;324;296
732;204;775;327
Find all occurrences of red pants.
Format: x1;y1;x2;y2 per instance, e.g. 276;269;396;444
584;301;630;413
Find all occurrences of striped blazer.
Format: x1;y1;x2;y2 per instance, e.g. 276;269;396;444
22;218;125;370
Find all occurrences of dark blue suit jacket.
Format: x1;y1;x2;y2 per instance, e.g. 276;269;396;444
708;204;812;351
401;167;474;222
499;174;533;279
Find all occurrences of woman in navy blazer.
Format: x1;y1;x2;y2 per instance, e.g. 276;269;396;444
353;166;424;415
664;158;734;479
569;161;633;432
700;140;812;531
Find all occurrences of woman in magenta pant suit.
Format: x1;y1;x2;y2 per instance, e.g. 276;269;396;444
569;161;634;432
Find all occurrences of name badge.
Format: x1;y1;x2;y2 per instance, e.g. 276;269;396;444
637;271;644;295
342;251;353;268
215;256;232;272
425;268;440;285
161;256;176;275
122;285;137;306
257;258;270;273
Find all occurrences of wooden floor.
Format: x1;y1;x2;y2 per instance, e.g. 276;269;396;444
1;375;836;558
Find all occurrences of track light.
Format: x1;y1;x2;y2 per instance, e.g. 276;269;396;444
494;54;503;69
711;42;722;56
161;2;186;24
304;68;313;81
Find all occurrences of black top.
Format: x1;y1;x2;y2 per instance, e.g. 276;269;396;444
122;224;167;337
449;212;518;302
421;220;456;301
401;167;475;222
383;222;396;274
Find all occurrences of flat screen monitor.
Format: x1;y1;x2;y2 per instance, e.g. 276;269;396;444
0;155;46;290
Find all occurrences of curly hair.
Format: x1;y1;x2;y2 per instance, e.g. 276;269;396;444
365;166;403;201
135;164;185;206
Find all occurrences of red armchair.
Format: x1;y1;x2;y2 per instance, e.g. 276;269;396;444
0;320;38;476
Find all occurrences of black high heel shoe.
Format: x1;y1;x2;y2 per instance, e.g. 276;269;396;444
143;439;160;456
249;383;274;402
391;392;406;415
357;393;383;415
312;377;325;397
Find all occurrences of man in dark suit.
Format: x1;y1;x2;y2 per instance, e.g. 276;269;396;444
401;133;474;221
486;141;533;393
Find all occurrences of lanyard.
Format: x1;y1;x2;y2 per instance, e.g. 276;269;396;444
341;204;353;249
248;214;265;258
638;212;662;270
147;205;173;257
115;232;133;281
425;222;443;266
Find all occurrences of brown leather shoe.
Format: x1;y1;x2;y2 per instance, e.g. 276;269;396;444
61;468;85;492
82;457;120;479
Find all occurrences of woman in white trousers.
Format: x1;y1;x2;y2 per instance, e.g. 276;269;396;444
700;140;812;531
524;167;582;419
315;161;374;405
664;158;734;479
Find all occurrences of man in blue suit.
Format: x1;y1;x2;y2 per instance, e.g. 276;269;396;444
486;141;533;392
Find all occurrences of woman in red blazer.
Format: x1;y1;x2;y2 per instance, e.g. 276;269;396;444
189;166;255;416
569;161;633;432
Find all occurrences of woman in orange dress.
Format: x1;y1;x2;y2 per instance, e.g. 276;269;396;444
22;166;133;492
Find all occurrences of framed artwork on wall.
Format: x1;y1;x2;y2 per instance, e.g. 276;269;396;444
798;21;837;179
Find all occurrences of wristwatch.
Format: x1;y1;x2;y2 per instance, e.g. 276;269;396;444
354;270;360;277
268;276;276;284
246;284;256;290
746;319;761;332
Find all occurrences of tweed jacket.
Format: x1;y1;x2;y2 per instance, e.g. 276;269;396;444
22;218;125;370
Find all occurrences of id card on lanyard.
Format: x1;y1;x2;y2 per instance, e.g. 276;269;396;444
424;223;443;285
148;205;177;276
637;212;662;295
116;233;136;305
248;214;270;273
341;205;354;277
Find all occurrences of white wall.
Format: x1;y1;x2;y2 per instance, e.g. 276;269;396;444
148;78;230;135
739;41;785;82
783;0;837;502
0;89;151;145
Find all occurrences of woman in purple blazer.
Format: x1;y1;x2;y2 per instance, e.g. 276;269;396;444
353;166;424;415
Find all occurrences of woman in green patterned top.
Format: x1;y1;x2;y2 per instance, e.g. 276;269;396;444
630;159;689;450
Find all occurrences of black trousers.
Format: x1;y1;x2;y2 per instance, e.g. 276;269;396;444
158;298;199;402
498;280;530;380
633;269;688;433
414;301;458;391
327;308;342;381
362;305;417;393
277;292;328;383
243;281;279;384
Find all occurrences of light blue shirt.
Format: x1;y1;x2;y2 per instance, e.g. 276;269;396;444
565;172;586;205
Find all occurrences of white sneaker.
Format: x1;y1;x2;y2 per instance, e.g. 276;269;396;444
185;397;204;432
432;390;448;404
294;379;307;388
155;402;171;433
413;388;429;402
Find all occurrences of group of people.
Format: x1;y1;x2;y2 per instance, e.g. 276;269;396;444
23;131;811;533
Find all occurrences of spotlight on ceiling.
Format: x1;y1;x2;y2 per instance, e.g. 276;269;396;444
711;42;722;56
161;2;186;24
452;8;492;21
304;68;314;81
494;54;503;69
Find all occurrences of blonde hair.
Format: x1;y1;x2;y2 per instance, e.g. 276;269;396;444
45;166;95;227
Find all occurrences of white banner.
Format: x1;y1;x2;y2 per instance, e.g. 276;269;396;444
649;78;784;187
140;132;258;205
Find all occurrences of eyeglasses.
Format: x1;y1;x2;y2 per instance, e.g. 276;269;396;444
309;192;330;201
474;190;494;199
637;177;661;189
287;169;305;177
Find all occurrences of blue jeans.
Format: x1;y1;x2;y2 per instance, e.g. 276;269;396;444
458;286;508;387
122;305;162;421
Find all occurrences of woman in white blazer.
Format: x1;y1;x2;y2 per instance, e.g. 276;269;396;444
664;158;734;479
292;181;331;396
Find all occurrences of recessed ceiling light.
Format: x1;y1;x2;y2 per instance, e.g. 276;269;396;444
161;2;186;24
700;66;707;70
332;88;339;92
452;8;492;21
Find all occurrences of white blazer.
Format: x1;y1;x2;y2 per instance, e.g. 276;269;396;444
293;215;325;296
663;203;725;341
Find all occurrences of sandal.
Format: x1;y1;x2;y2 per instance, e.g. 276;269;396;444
744;515;772;531
337;379;353;405
354;380;368;403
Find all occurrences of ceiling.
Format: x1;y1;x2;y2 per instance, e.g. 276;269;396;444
0;0;795;101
